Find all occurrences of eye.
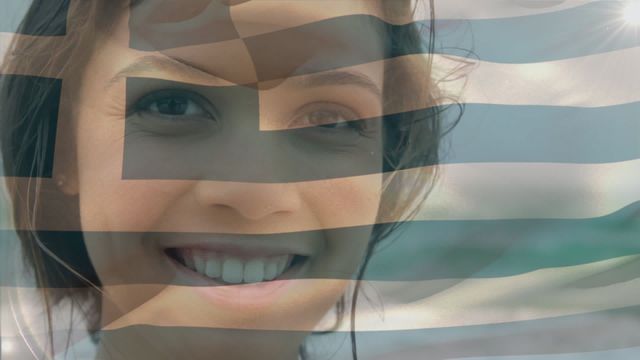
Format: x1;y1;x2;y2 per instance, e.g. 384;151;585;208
291;102;364;131
306;110;349;128
132;89;216;121
127;89;218;136
150;97;199;116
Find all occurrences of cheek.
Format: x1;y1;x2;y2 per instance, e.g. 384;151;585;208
74;103;193;232
77;175;194;318
301;175;382;278
74;109;194;293
301;174;382;228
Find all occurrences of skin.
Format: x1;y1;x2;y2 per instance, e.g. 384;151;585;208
55;1;387;358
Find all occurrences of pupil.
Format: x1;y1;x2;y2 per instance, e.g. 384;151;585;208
158;98;188;115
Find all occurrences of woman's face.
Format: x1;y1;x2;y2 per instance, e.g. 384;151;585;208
61;1;386;356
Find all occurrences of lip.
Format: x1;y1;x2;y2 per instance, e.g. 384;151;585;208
155;233;318;258
164;244;313;310
164;242;309;260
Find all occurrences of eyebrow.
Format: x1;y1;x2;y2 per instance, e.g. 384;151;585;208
105;55;225;90
290;70;382;98
106;55;382;97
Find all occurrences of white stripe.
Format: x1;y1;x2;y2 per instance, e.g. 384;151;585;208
434;47;640;108
416;160;640;221
0;32;13;63
1;160;637;231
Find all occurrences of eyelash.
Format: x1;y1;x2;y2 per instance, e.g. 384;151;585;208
290;102;371;135
128;89;374;138
130;89;217;121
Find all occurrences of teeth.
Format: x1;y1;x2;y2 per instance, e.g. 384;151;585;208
182;249;195;270
176;250;296;284
205;255;222;278
222;258;244;283
277;256;288;274
244;259;265;283
264;261;278;281
193;251;206;274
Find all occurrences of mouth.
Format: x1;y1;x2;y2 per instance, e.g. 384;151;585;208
165;247;310;285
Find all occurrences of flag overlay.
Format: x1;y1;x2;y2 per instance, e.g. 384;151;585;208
1;1;640;359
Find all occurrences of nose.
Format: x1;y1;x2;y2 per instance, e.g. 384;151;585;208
192;180;302;221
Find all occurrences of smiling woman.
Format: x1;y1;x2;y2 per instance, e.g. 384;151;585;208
0;0;442;359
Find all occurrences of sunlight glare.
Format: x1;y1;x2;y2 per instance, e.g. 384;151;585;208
1;339;15;354
623;2;640;25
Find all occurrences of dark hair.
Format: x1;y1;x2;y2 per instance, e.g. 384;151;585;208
1;1;445;359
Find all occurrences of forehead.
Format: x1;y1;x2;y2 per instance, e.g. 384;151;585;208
130;0;383;33
128;0;386;48
126;0;389;84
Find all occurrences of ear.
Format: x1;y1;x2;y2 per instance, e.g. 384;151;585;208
54;146;79;196
55;171;79;196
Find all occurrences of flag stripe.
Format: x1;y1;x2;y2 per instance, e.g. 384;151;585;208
419;160;640;221
438;102;640;164
2;200;638;285
9;251;640;330
2;158;639;230
4;267;640;332
125;101;640;181
3;158;639;233
4;305;638;357
435;48;640;108
429;0;596;20
433;1;640;63
0;74;61;178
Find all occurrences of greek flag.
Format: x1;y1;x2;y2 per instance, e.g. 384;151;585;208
1;1;639;359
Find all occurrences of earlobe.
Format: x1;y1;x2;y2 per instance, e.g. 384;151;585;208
55;173;79;195
55;175;66;188
53;138;80;195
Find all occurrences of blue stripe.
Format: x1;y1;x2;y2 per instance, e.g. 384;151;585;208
0;74;61;178
122;78;640;183
440;102;640;164
369;200;640;281
435;1;640;63
2;201;638;286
